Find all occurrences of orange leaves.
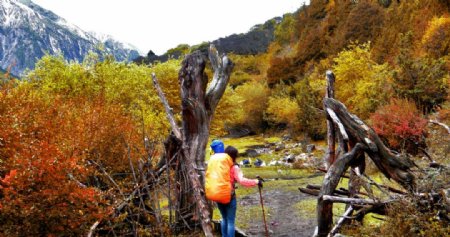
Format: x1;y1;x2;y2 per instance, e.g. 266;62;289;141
421;16;450;58
2;169;16;184
0;83;139;235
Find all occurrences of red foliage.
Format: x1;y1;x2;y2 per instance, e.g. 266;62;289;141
0;141;109;236
0;84;143;235
370;98;428;153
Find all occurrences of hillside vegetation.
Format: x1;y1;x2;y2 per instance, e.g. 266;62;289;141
0;0;449;236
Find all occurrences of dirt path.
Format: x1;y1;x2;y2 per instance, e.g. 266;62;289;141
236;181;317;237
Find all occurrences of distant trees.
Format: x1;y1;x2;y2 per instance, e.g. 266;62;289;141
266;92;301;132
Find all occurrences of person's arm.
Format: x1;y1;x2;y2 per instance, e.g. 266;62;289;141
231;165;258;187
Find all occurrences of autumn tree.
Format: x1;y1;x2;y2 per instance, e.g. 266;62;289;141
0;89;113;236
266;83;300;133
421;16;450;59
341;2;384;48
234;80;270;132
293;78;326;139
332;42;393;119
0;53;174;235
394;32;449;113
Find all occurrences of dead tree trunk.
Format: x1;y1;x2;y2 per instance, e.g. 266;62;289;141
316;143;366;237
313;98;416;237
325;71;336;169
152;45;233;236
323;98;416;191
308;71;417;237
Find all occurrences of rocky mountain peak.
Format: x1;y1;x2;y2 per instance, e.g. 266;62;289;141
0;0;139;76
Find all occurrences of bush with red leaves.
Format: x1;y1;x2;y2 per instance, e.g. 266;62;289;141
370;98;428;154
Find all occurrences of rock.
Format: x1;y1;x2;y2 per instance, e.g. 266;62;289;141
275;143;285;151
282;134;291;141
283;154;295;163
244;149;259;157
306;144;316;153
295;153;309;161
255;147;272;154
226;125;255;138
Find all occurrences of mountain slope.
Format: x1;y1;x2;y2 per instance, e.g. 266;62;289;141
0;0;140;76
134;17;282;65
212;17;281;55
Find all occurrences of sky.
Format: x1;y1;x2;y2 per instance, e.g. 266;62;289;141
32;0;309;55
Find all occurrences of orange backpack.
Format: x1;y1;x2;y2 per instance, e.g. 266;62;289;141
205;153;233;204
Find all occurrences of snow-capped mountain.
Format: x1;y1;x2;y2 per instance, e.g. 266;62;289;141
0;0;140;76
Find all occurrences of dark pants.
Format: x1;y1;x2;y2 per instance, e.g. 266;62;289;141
217;197;237;237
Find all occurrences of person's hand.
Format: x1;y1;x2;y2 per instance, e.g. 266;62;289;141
256;175;264;188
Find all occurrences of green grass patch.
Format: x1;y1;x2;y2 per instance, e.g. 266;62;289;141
295;199;316;219
212;201;267;230
240;167;319;180
236;205;268;229
222;135;281;149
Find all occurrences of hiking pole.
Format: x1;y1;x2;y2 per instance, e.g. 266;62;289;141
257;176;269;237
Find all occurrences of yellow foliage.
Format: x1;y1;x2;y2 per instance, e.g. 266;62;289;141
212;80;269;135
422;16;450;58
150;59;182;113
228;54;269;86
332;42;393;119
266;95;300;129
325;0;335;12
22;54;172;140
306;58;333;98
235;81;269;130
211;86;245;136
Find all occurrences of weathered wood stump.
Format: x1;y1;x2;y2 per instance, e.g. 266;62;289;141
152;45;233;237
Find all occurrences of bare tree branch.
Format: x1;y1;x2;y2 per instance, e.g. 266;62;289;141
151;73;182;139
429;119;450;134
326;108;349;141
329;206;354;237
205;44;234;115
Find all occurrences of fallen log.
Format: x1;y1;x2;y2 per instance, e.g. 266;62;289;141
299;187;320;196
302;184;362;197
322;195;381;205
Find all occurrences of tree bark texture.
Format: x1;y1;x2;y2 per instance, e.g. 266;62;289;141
316;97;416;236
317;143;365;237
153;45;233;236
325;71;336;169
323;98;415;191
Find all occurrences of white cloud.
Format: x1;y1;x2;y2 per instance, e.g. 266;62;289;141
32;0;308;55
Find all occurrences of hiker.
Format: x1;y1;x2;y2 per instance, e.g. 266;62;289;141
205;140;263;237
221;145;263;237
